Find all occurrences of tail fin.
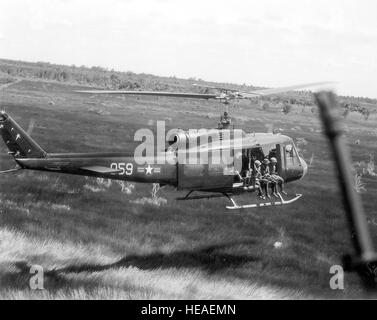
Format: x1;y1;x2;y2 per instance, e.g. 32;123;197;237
0;111;46;159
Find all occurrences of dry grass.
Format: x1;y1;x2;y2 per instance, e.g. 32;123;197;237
0;228;306;299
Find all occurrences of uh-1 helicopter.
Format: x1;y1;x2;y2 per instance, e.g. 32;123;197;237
0;82;328;209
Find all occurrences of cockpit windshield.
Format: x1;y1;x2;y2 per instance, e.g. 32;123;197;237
285;143;301;166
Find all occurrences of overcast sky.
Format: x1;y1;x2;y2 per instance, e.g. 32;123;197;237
0;0;376;98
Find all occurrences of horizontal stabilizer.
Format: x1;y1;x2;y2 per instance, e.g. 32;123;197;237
80;166;122;174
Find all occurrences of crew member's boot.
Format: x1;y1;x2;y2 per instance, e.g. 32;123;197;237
272;184;279;198
258;192;265;200
257;186;265;199
279;183;287;195
264;183;271;198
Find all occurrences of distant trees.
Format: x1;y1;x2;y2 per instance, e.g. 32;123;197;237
0;60;145;89
118;80;141;90
341;102;371;120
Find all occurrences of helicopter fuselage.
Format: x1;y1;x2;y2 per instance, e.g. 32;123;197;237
14;135;307;194
1;112;307;196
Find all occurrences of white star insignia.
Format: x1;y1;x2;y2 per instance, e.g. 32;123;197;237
145;164;153;175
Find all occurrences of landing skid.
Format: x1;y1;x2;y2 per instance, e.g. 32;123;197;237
0;167;22;174
226;193;302;210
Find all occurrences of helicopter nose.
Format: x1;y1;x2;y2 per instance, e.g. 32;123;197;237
301;158;308;178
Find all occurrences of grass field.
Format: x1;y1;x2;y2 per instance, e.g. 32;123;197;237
1;74;377;299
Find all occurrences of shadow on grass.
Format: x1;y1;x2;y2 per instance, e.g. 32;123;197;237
50;240;260;275
0;261;100;293
3;240;259;292
9;240;259;276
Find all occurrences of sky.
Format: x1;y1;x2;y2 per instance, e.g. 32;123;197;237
0;0;377;98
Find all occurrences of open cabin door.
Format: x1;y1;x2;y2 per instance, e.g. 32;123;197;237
243;144;284;176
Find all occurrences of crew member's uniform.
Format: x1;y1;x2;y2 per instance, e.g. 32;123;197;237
261;159;273;198
269;158;287;195
253;161;265;199
244;169;252;187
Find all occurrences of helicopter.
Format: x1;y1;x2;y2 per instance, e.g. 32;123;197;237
0;82;327;209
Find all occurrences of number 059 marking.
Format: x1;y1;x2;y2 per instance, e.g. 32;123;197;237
110;163;133;175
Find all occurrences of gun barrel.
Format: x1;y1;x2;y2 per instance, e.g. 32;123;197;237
315;91;376;269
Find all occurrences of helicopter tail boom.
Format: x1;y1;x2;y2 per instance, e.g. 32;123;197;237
0;111;47;159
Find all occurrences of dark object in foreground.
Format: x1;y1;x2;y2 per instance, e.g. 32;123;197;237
315;91;377;288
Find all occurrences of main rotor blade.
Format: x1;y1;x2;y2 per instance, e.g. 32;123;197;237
75;90;218;99
75;81;334;102
241;82;334;98
192;83;239;92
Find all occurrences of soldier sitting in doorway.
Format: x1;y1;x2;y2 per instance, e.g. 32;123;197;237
269;157;287;195
244;166;252;187
261;158;277;198
242;151;253;188
252;160;266;200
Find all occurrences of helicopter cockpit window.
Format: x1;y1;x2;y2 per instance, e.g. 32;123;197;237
285;144;300;166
